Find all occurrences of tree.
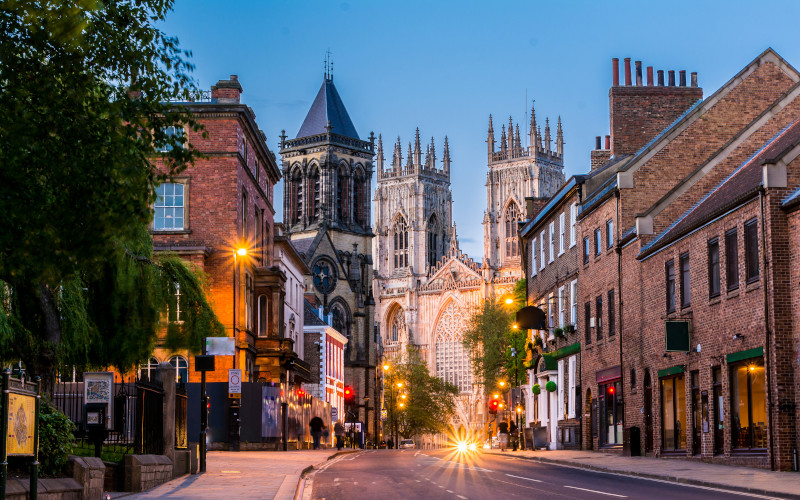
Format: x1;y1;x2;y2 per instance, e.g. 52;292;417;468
462;280;527;395
386;347;458;439
0;0;223;387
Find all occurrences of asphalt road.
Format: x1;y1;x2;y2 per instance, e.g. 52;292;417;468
308;449;784;500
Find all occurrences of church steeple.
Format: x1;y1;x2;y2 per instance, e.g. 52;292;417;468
296;76;360;140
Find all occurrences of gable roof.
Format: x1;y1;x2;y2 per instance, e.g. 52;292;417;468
640;121;800;258
296;77;360;140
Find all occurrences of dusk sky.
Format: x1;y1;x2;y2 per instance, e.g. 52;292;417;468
161;0;800;259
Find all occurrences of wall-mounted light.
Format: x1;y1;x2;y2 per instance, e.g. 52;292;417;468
732;333;745;340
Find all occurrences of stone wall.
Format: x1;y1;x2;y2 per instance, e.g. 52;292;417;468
4;478;82;500
123;454;174;492
67;455;105;500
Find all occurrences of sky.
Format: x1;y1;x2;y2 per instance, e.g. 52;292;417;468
161;0;800;259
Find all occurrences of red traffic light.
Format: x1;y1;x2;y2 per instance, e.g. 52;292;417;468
297;388;306;397
488;398;500;414
344;387;352;396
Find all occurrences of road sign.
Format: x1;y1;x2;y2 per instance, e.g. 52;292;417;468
206;337;235;356
228;369;242;399
331;407;338;422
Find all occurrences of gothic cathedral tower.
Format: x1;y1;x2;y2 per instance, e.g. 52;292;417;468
280;72;376;435
484;106;565;279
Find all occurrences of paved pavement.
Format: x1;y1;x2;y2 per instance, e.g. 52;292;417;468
486;449;800;499
124;449;344;500
306;449;791;499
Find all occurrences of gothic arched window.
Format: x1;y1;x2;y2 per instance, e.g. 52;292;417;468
330;300;352;355
353;167;367;227
290;166;303;225
337;164;349;222
389;306;406;344
309;166;320;221
393;215;409;270
504;201;523;260
434;301;472;393
427;214;439;268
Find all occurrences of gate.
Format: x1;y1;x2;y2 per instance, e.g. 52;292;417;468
175;384;188;449
135;371;164;454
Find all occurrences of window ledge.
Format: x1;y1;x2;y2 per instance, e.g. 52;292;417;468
745;281;761;294
708;295;722;306
726;288;740;298
152;229;192;235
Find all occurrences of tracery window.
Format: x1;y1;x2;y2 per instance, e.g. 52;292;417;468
330;301;351;341
434;301;472;393
337;165;349;222
309;166;320;221
393;215;409;270
504;202;523;260
353;167;367;227
291;167;303;225
389;306;406;344
427;214;440;268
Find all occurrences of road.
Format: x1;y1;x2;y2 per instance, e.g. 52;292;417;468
308;449;784;500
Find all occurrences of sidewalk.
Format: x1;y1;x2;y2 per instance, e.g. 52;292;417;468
487;449;800;498
118;449;353;500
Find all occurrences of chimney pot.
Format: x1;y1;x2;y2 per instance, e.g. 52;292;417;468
691;72;698;87
231;75;238;81
668;70;676;87
624;58;632;86
595;136;602;150
679;70;686;87
657;70;665;86
635;61;643;86
605;135;611;150
647;66;654;86
612;58;620;87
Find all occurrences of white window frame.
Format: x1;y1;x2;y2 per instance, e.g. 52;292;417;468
540;230;546;270
558;285;565;327
531;237;538;276
158;126;184;153
559;212;566;255
570;202;577;248
548;222;555;263
547;292;554;331
154;182;185;231
557;359;565;421
570;279;578;324
568;356;577;418
607;219;614;249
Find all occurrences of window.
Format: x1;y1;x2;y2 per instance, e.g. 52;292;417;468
390;306;406;344
531;237;538;276
168;282;185;323
242;138;248;164
291;168;303;225
570;280;578;324
254;158;260;184
567;356;577;418
661;374;686;451
595;295;603;340
607;219;614;249
393;216;409;269
558;286;565;327
570;202;577;247
726;228;739;291
245;273;253;331
744;219;759;283
540;230;546;269
337;166;349;222
353;168;367;227
713;367;724;455
584;302;591;345
583;237;590;264
548;221;555;262
599;380;623;446
434;301;472;393
666;259;676;313
158;126;184;152
154;183;185;230
548;292;555;330
169;355;189;384
594;228;602;256
309;167;320;221
608;289;615;336
254;209;261;259
428;214;440;268
730;357;767;450
241;190;248;239
257;295;267;337
680;253;690;308
708;238;720;297
559;212;566;255
505;203;522;260
630;368;637;388
141;356;161;381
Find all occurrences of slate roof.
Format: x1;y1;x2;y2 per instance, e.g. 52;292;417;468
640;121;800;257
296;77;359;140
291;237;315;258
304;299;327;327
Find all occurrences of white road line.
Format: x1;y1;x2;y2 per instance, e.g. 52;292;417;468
457;496;467;500
505;474;542;483
438;485;445;488
446;490;454;493
564;485;627;498
334;478;340;482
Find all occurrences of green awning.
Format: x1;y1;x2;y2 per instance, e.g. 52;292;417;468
658;365;685;377
726;346;764;364
541;342;580;371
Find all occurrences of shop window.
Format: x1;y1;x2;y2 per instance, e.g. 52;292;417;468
661;374;686;451
599;380;623;446
730;358;767;450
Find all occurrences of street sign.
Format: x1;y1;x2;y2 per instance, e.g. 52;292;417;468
206;337;235;356
228;369;242;399
331;407;338;422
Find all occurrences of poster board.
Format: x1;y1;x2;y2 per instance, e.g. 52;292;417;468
84;371;114;430
6;393;36;456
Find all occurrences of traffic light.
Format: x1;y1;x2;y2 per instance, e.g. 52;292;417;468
344;386;354;404
488;398;500;414
297;388;306;398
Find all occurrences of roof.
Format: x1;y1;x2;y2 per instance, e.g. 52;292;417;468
290;237;315;258
303;299;327;326
296;77;359;140
640;121;800;257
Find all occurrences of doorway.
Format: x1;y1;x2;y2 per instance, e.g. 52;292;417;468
584;388;593;450
644;370;653;453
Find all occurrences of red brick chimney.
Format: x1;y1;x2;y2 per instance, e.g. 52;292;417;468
211;75;243;103
609;58;702;156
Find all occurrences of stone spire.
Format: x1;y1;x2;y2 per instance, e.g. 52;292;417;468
508;116;514;151
414;127;422;168
500;125;507;153
537;125;543;150
443;136;451;172
376;134;384;173
556;116;564;157
514;124;521;157
488;115;496;160
429;136;436;170
545;118;551;153
529;103;538;152
407;142;413;171
393;136;402;174
448;222;459;255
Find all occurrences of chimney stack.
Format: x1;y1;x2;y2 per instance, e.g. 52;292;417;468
624;58;632;86
605;135;611;150
612;58;620;86
679;70;686;87
647;66;654;86
657;70;665;86
668;70;676;87
691;72;698;87
635;61;643;86
595;136;602;150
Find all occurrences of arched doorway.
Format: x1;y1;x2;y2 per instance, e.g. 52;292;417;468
584;388;593;450
644;370;653;453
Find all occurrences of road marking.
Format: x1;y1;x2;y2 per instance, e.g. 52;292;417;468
505;474;542;483
457;496;467;500
334;478;340;482
446;490;454;493
438;485;445;488
220;470;241;474
564;486;627;498
415;480;421;482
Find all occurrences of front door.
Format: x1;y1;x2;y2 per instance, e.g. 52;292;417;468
644;371;653;452
691;371;701;455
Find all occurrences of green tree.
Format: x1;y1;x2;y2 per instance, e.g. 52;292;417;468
462;280;528;395
386;347;458;439
0;0;223;386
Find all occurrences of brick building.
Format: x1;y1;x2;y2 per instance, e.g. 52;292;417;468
150;75;299;387
303;300;348;422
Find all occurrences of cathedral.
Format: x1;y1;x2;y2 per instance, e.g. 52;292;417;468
279;71;377;438
373;106;565;436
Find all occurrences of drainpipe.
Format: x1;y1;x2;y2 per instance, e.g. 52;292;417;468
759;188;775;471
615;189;625;434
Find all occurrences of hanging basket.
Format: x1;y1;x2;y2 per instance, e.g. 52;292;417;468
545;380;557;393
531;384;541;395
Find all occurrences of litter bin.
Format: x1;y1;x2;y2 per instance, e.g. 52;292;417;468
623;426;641;456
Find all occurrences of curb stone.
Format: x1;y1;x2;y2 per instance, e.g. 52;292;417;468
294;450;361;500
486;451;799;499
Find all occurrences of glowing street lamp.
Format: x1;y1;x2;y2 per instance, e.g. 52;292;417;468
397;382;404;389
505;297;514;305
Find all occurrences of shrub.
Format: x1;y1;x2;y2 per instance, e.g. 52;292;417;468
38;398;76;476
545;380;557;393
531;384;541;395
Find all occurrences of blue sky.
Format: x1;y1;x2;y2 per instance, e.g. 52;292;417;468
162;0;800;259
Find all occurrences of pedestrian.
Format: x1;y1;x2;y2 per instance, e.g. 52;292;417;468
309;415;325;450
334;420;345;450
498;419;509;452
387;437;394;450
510;420;518;451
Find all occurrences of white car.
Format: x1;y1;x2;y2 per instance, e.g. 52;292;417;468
399;439;415;449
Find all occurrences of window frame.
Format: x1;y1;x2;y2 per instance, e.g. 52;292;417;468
154;181;187;231
708;238;720;298
725;228;739;291
595;295;603;340
583;236;590;265
559;212;566;255
680;252;690;308
606;219;614;249
548;221;555;263
570;280;578;324
594;227;602;256
608;289;615;336
744;218;759;283
666;259;676;313
584;302;592;345
570;202;577;248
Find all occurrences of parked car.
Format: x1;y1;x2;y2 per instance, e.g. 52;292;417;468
399;439;415;449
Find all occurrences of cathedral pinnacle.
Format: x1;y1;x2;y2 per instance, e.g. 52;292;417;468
393;136;402;174
443;136;451;172
448;223;459;255
514;124;521;156
487;115;495;156
414;127;422;168
500;125;507;153
429;136;436;170
407;142;413;171
556;116;564;157
545;118;551;153
376;134;384;173
508;116;514;151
